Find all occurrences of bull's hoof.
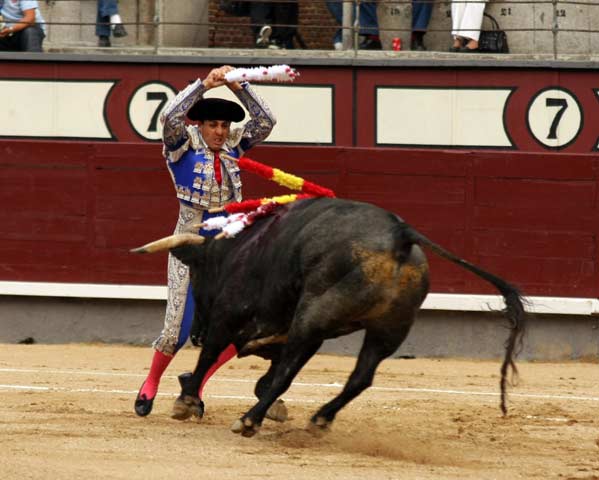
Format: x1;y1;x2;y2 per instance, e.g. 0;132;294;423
171;395;204;421
265;399;288;423
230;417;261;437
307;416;332;436
177;371;193;389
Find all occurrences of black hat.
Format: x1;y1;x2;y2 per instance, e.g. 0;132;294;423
187;98;245;122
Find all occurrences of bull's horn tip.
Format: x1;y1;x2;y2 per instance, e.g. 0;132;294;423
130;247;147;254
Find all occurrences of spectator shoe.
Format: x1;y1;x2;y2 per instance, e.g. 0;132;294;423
268;39;283;49
411;37;427;51
459;40;479;53
358;35;382;50
256;25;272;48
459;46;480;53
113;23;128;38
450;37;465;52
98;35;111;47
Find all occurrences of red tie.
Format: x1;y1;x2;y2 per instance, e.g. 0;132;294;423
214;152;222;185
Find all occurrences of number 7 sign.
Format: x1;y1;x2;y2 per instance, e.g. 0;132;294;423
526;87;583;150
127;81;177;141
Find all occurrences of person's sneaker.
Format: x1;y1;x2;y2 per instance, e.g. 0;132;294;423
98;35;111;47
256;25;272;47
113;23;128;38
333;41;343;50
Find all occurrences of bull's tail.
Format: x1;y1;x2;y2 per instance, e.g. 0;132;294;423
396;219;526;415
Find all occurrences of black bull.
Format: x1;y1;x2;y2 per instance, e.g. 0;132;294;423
133;197;526;437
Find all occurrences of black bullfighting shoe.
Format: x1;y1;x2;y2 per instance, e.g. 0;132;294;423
134;382;155;417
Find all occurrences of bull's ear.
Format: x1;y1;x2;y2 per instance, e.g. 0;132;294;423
170;245;202;267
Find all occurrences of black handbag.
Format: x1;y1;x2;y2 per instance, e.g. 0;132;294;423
478;13;509;53
219;0;250;16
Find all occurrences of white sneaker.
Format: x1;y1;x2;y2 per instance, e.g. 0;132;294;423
256;25;272;47
333;41;343;50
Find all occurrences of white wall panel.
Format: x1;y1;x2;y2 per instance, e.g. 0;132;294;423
377;87;513;147
206;85;334;144
0;80;115;139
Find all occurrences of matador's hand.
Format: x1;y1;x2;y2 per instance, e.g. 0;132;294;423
203;65;242;91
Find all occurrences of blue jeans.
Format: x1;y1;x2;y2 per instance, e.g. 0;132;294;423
412;0;433;31
96;0;119;37
326;1;379;43
0;25;45;52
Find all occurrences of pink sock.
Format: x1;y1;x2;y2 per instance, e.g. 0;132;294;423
139;350;173;399
199;344;237;397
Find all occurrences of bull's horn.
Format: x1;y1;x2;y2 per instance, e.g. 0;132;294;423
130;233;205;254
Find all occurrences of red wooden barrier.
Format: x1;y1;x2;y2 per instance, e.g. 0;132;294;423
1;58;598;299
2;140;597;297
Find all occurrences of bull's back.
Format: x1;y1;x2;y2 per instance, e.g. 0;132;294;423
280;198;430;328
284;198;402;250
284;198;420;262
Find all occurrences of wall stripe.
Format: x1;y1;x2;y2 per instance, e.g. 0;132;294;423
0;281;596;315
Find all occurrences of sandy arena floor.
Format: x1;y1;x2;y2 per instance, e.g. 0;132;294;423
0;344;598;479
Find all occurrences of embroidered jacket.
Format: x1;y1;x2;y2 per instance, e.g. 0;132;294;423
153;80;276;354
160;79;276;210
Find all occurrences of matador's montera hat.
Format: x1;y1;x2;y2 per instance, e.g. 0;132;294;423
187;98;245;122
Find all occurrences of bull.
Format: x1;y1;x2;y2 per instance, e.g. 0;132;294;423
132;197;526;437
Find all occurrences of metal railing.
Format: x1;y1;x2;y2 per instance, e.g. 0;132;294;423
31;0;599;58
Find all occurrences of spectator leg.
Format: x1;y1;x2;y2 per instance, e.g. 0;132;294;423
411;0;432;49
98;0;119;17
96;0;119;37
271;1;299;48
250;2;273;37
325;1;343;44
453;0;486;41
19;26;45;52
451;0;466;39
412;0;433;32
327;1;379;46
0;34;20;51
358;2;379;36
356;2;381;49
